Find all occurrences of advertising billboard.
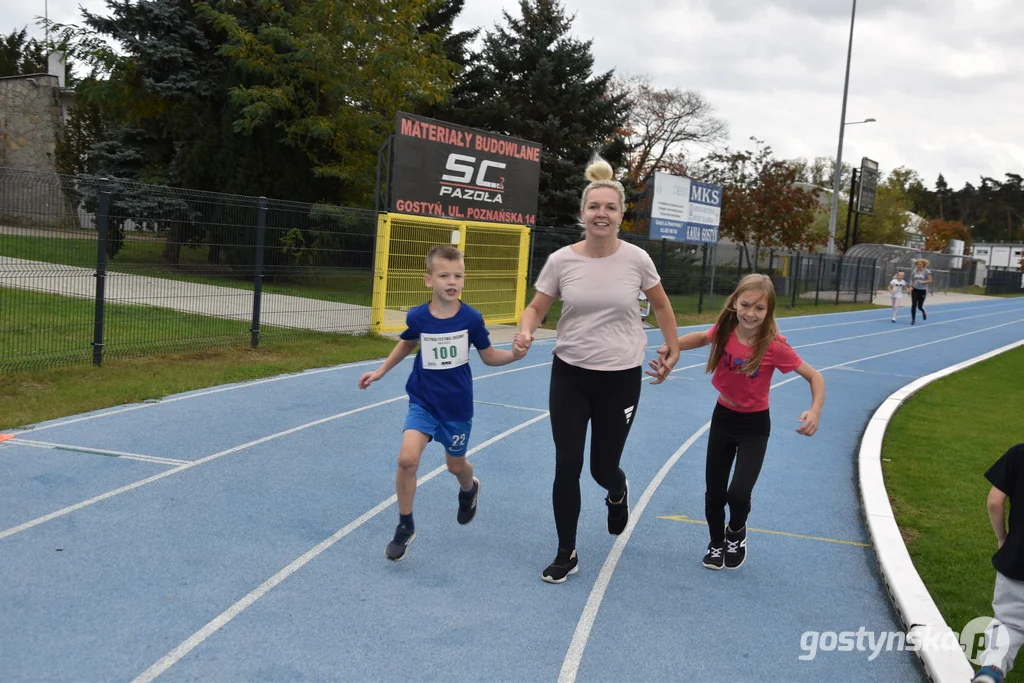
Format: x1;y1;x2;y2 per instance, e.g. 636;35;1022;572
857;157;879;215
649;171;722;244
391;112;542;226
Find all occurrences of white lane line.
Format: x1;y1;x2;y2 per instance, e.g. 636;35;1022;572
18;300;1019;433
474;400;548;413
0;361;555;540
16;359;552;435
642;301;1021;351
780;300;1017;332
640;300;1019;344
131;411;551;683
17;358;397;434
793;308;1015;349
824;318;1024;372
652;307;1020;367
13;439;192;466
0;463;195;541
557;421;711;683
830;367;920;379
558;316;1024;681
0;395;409;540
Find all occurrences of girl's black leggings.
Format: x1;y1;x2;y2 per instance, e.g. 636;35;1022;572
705;402;771;543
549;355;641;550
911;288;927;318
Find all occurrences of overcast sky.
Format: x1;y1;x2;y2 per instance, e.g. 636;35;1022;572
6;0;1020;190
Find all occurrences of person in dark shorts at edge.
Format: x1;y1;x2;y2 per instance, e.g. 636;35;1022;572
514;155;681;584
973;443;1024;683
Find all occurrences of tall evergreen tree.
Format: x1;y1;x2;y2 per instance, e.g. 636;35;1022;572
57;0;330;200
416;0;479;120
444;0;628;227
198;0;455;204
50;0;455;204
0;28;46;77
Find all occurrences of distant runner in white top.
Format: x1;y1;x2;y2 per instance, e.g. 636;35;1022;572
888;271;908;323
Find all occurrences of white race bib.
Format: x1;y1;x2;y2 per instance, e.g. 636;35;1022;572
420;330;470;370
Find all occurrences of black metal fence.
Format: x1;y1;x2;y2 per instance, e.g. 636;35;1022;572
2;167;884;372
985;267;1024;295
530;226;877;320
1;167;377;371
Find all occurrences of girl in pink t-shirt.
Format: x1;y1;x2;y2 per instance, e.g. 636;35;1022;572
650;274;825;570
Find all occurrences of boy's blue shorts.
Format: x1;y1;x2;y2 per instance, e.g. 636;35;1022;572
403;403;472;456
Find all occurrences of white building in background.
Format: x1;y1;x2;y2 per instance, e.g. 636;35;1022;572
971;243;1024;269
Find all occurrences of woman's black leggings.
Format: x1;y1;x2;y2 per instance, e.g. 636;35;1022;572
705;403;771;543
910;288;927;319
549;355;641;550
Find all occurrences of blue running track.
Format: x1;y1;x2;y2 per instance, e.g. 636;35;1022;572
2;298;1023;681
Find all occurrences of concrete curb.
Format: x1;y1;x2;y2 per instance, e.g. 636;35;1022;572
859;338;1024;682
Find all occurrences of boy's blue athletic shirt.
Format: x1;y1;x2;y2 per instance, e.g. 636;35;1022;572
400;302;491;422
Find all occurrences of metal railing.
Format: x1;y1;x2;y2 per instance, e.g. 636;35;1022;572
985;267;1024;295
1;166;887;372
1;167;378;371
529;226;877;321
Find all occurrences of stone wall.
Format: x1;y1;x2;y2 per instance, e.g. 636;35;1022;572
0;74;79;228
0;73;62;172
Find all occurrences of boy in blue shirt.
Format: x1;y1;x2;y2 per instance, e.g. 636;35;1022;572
358;245;524;561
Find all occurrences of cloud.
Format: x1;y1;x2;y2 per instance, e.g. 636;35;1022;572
5;0;1018;190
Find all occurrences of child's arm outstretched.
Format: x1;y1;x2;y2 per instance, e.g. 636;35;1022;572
678;330;711;351
647;330;710;379
793;361;825;436
988;486;1009;548
478;344;525;366
358;339;419;389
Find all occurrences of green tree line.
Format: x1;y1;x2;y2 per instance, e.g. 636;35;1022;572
3;0;1020;257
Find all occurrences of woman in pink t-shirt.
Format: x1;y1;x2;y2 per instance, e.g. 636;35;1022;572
513;156;681;584
651;274;825;570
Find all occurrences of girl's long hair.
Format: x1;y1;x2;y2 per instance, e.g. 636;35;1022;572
706;273;780;377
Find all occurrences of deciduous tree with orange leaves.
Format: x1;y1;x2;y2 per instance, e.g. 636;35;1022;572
700;139;819;257
923;219;971;253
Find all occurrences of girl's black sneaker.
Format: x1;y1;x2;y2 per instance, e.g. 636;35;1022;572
725;526;747;569
542;549;579;583
703;540;725;569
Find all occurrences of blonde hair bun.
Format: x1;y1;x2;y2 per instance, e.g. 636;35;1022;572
585;156;614;182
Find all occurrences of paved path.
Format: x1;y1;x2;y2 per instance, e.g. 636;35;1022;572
0;256;371;333
0;256;557;341
873;289;1001;305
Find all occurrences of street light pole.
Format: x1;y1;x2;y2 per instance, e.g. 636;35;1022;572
826;0;858;255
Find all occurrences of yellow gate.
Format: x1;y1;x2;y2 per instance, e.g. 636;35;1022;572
370;213;531;334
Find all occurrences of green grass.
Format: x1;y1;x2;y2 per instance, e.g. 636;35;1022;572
0;335;397;430
536;292;884;329
1;284;889;431
0;234;373;305
0;233;208;268
883;345;1024;680
1;287;253;364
